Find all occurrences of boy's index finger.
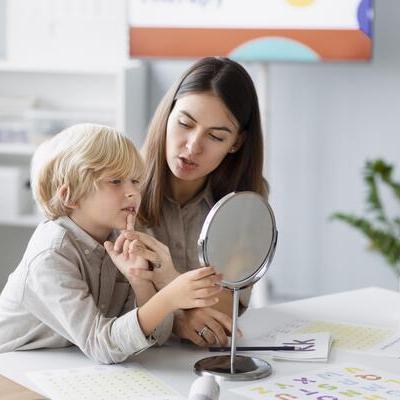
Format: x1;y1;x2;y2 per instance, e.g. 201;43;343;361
126;214;134;231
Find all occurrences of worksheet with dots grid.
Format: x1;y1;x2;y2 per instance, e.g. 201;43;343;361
28;365;184;400
257;319;400;356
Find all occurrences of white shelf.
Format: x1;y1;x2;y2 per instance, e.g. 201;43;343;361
0;60;144;75
0;214;43;228
0;143;36;157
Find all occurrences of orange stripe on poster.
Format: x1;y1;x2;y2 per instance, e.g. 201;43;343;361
129;28;372;61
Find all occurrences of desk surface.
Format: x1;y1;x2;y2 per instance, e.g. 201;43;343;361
0;287;399;399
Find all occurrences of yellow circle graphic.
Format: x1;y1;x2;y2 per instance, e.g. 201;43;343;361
286;0;315;6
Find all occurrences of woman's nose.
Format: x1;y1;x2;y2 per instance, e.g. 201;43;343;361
186;132;202;155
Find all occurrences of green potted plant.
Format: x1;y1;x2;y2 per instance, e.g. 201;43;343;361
331;159;400;290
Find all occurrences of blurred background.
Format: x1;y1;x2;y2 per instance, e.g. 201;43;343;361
0;0;399;305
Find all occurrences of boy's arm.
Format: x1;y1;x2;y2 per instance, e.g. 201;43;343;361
134;267;222;336
23;249;169;364
128;278;156;307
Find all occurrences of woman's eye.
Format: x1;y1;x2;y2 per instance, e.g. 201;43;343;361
131;179;140;185
209;133;224;142
110;179;122;184
178;120;190;128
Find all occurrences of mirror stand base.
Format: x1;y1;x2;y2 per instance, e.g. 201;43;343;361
194;355;272;381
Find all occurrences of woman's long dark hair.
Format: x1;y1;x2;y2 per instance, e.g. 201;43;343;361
139;57;267;226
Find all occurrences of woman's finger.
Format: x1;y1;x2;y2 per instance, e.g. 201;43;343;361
189;331;208;347
200;327;217;345
206;308;233;333
129;242;160;264
205;319;229;346
123;231;167;253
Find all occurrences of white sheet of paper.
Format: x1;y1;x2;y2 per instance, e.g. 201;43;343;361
28;365;184;400
272;332;332;361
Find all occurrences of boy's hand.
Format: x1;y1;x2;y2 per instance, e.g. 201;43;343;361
155;267;223;312
104;215;148;282
116;230;180;289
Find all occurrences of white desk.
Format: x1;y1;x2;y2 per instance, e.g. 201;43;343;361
0;287;399;399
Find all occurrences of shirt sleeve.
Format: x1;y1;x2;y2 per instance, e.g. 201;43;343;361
119;285;173;346
22;249;166;364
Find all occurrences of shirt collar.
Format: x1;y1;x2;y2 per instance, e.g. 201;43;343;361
55;216;107;257
165;179;214;209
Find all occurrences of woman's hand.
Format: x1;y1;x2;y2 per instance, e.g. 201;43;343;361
116;230;180;290
173;307;237;347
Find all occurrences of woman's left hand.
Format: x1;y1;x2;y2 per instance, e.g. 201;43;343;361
173;307;235;347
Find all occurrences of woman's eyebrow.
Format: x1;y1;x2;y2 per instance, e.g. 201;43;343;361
180;110;233;133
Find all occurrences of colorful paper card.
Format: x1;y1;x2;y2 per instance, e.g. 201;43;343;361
231;364;400;399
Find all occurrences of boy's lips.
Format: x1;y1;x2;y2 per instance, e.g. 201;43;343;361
122;206;136;214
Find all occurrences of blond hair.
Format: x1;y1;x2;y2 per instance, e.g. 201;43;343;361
31;123;143;220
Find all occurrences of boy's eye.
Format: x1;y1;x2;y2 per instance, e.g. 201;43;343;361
110;179;122;184
131;179;140;185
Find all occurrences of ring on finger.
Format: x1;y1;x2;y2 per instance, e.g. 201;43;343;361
197;326;208;337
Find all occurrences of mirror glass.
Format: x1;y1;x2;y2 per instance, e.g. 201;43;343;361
198;191;277;289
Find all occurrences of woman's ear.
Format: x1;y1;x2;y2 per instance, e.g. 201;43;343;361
57;184;79;209
229;131;247;153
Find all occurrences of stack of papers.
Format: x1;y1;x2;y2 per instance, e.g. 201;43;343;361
272;332;332;362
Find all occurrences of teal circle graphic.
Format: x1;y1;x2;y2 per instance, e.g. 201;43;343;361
230;37;320;62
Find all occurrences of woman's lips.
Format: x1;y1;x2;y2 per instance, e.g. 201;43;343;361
177;156;198;172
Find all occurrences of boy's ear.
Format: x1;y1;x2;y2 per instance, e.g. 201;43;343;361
57;184;79;209
229;131;247;153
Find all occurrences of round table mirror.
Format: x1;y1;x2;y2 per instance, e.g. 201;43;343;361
194;191;278;381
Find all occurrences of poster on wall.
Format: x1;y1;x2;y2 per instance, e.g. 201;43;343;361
129;0;373;61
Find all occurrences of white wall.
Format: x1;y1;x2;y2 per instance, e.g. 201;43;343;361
147;0;400;300
267;0;400;298
0;0;5;58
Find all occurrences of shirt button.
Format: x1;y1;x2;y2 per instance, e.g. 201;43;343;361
84;249;90;255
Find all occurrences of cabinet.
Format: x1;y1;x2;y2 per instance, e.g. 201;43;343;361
0;62;148;288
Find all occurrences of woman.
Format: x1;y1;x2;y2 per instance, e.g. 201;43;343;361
132;57;267;347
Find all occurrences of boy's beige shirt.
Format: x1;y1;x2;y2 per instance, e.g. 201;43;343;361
0;216;173;364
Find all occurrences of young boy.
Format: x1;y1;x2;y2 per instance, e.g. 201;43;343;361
0;124;222;364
